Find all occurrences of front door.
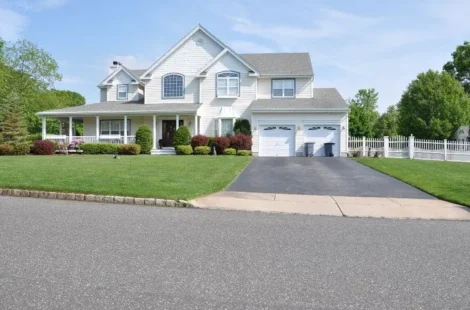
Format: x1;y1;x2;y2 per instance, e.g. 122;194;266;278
161;120;184;147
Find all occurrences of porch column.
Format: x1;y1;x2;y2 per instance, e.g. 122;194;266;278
95;116;100;142
152;115;157;150
59;119;62;136
42;117;46;140
194;115;198;135
68;116;73;141
176;115;180;130
123;115;128;144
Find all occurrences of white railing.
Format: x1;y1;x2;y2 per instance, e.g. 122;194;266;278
45;135;136;144
349;135;470;163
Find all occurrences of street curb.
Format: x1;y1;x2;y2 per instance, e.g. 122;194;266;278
0;188;194;209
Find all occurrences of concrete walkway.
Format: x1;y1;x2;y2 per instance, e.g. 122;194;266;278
191;191;470;221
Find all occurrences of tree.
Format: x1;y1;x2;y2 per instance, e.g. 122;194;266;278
398;70;470;139
0;93;28;146
374;105;399;137
443;41;470;94
135;125;153;155
348;88;380;137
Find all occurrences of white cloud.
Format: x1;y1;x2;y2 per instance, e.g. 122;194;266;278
229;40;274;53
0;7;28;40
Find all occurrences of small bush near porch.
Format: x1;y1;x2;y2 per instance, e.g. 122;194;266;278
0;156;252;200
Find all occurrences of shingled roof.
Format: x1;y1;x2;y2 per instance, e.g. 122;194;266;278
240;53;313;76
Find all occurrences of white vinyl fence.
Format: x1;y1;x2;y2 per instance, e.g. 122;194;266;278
349;135;470;163
45;136;136;144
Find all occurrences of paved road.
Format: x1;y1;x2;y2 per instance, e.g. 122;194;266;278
1;196;469;310
228;157;435;198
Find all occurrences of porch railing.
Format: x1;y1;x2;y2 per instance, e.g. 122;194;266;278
45;135;136;144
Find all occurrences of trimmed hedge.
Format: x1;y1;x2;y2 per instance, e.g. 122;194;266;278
213;137;230;154
173;126;191;147
237;150;252;156
191;135;209;148
223;148;236;155
118;144;141;155
0;144;13;156
135;125;153;155
175;145;193;155
194;146;211;155
81;143;118;154
11;143;31;155
34;140;55;155
230;134;252;150
233;119;251;135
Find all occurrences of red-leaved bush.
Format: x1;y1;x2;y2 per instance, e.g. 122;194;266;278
0;144;13;156
213;137;230;154
191;135;209;148
33;140;55;155
230;134;252;151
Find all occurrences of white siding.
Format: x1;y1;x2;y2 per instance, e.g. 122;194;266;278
257;78;271;99
256;77;313;99
145;30;223;104
198;53;256;136
106;70;140;102
251;112;348;157
100;89;107;102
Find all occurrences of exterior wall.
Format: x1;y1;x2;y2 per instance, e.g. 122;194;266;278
106;70;140;102
198;53;256;137
100;89;107;102
256;77;313;99
145;30;224;104
251;112;349;157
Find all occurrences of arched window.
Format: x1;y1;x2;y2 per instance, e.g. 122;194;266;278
162;74;184;98
217;71;240;97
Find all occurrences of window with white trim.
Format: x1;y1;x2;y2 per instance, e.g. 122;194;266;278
163;74;184;98
221;119;233;136
217;71;239;97
117;84;128;100
272;79;295;98
100;120;131;136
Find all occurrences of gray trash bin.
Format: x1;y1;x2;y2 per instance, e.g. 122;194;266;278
304;142;315;157
324;143;335;157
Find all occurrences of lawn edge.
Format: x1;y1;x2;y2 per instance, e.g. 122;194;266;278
353;158;470;208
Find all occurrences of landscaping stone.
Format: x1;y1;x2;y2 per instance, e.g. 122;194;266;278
75;194;85;201
47;192;57;199
65;193;76;200
165;200;177;208
114;196;125;204
57;193;66;200
144;198;156;206
0;188;3;195
134;198;145;205
2;189;11;196
20;190;30;197
30;191;39;198
155;199;166;207
123;197;134;204
85;195;95;202
179;200;189;207
94;195;105;202
12;189;21;197
103;196;114;203
39;191;49;199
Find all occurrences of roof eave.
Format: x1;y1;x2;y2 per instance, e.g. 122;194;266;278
36;110;200;117
251;108;349;113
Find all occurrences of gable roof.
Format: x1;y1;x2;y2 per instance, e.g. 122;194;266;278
250;88;348;112
98;66;145;87
196;48;259;77
240;53;313;76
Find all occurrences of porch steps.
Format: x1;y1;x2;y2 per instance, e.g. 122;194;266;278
151;147;176;155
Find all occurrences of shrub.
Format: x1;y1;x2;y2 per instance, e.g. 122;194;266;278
194;146;211;155
191;135;209;148
233;119;251;135
33;140;55;155
213;137;230;154
68;138;84;150
175;145;193;155
230;134;252;150
81;143;118;154
207;137;215;147
11;143;31;155
118;144;141;155
0;145;13;156
173;126;191;147
223;148;236;155
135;125;153;155
27;133;43;143
237;150;252;156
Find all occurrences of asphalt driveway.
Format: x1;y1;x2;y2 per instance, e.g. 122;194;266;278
228;157;435;199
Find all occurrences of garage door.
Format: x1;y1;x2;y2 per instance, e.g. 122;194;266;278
259;125;295;157
304;125;340;156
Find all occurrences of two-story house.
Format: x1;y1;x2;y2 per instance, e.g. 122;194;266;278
38;24;349;157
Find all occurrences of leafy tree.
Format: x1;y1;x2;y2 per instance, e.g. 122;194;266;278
374;105;399;137
173;125;191;147
233;119;251;135
135;125;153;154
443;41;470;94
398;70;470;139
348;88;380;137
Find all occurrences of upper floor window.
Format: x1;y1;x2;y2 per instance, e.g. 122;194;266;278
117;84;128;100
217;71;240;98
272;79;295;98
163;74;184;98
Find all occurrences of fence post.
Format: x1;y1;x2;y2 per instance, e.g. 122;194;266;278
383;136;389;158
444;139;447;161
409;135;414;159
362;136;366;157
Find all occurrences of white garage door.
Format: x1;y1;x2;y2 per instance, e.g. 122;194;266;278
259;125;295;157
304;125;340;157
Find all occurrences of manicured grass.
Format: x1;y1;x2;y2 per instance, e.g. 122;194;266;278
0;155;252;200
355;158;470;207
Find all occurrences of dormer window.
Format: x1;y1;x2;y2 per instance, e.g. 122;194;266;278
117;84;128;100
217;71;240;98
272;79;295;98
163;74;184;98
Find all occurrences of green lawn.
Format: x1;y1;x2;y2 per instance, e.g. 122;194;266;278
0;155;252;200
355;158;470;207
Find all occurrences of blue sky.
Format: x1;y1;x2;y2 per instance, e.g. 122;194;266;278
0;0;469;112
